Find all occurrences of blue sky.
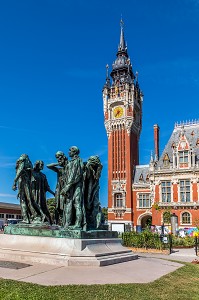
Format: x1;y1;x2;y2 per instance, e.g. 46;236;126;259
0;0;199;207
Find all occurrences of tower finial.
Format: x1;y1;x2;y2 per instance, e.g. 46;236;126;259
106;64;109;78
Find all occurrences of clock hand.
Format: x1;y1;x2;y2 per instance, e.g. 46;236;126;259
116;110;120;117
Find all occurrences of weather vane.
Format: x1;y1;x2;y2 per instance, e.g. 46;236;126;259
120;15;124;29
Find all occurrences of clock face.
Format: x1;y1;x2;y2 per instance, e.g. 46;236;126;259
113;106;124;118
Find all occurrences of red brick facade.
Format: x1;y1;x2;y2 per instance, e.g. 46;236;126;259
103;23;199;232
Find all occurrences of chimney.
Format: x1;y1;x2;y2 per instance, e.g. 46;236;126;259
153;124;160;160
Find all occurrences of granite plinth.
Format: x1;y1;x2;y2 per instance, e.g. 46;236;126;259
0;227;138;267
4;224;117;239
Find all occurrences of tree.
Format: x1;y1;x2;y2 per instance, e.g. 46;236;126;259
163;209;172;224
101;207;108;222
47;198;56;223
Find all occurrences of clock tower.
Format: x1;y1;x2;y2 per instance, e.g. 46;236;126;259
102;20;143;230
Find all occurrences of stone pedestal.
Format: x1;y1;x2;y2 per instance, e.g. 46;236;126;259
1;225;138;266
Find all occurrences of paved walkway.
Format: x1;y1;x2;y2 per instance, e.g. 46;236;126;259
0;248;197;286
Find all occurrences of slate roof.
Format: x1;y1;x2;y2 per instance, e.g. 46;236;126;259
157;121;199;168
133;164;150;184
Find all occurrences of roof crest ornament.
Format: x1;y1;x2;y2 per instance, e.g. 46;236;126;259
174;119;199;129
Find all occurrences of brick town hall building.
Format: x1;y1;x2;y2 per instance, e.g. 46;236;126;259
103;22;199;232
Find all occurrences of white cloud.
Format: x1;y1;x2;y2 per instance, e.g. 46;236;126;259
0;193;16;198
0;162;16;168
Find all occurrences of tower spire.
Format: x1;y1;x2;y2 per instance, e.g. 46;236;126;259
119;18;126;51
118;18;127;55
110;19;134;85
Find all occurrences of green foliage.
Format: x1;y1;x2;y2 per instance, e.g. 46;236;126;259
122;229;166;250
47;198;56;214
172;236;195;247
122;230;196;250
163;210;172;224
47;198;56;223
101;207;108;221
152;203;160;211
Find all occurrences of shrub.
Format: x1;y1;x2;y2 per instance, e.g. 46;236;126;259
122;229;166;250
172;236;195;247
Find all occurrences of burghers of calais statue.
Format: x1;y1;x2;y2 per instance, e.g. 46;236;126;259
60;146;86;229
31;160;55;224
12;154;53;224
83;155;103;230
47;151;68;225
12;147;104;230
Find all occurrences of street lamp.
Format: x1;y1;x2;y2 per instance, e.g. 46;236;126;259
171;213;178;236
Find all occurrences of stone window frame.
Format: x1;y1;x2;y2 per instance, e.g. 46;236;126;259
179;150;189;163
179;179;191;202
160;181;172;203
114;193;124;208
180;211;192;225
137;193;151;208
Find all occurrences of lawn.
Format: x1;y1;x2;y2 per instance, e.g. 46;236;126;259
0;262;198;300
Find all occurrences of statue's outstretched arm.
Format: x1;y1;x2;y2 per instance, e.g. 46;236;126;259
47;188;55;197
46;163;59;173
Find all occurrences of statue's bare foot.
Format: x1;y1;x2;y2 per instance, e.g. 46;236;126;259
19;220;29;224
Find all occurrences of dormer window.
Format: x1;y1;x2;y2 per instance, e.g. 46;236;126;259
163;153;170;167
139;173;143;182
171;142;176;149
179;150;188;164
191;131;195;136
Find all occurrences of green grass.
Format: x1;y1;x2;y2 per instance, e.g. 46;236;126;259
0;263;199;300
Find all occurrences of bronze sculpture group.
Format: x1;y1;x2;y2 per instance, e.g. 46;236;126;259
12;147;104;231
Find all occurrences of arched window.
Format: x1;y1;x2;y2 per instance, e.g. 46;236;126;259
181;212;191;224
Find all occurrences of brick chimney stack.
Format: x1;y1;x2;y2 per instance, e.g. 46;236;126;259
153;124;160;160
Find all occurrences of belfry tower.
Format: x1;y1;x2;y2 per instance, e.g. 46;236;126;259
102;20;143;230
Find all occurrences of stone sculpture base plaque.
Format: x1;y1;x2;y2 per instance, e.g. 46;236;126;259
1;226;138;267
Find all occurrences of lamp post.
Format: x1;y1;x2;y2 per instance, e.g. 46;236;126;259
171;213;178;236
